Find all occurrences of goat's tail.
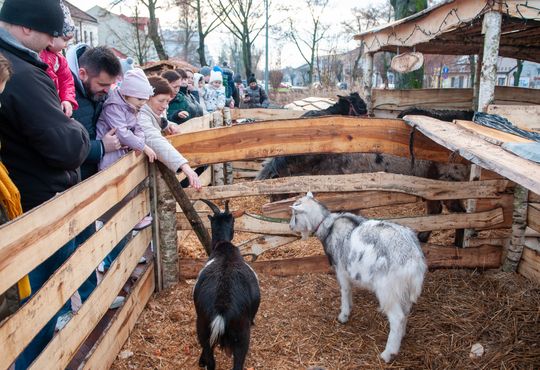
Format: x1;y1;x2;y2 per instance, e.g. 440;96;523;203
209;315;225;347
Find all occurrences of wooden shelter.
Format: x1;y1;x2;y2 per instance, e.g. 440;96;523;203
354;0;540;113
142;59;199;75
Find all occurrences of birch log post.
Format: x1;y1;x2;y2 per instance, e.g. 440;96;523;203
502;184;528;272
478;11;502;113
211;111;225;185
157;162;212;256
153;163;179;288
362;51;374;116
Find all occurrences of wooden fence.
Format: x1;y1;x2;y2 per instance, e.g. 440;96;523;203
169;116;512;281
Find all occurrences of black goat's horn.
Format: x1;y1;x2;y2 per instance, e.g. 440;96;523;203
200;199;220;215
224;200;230;214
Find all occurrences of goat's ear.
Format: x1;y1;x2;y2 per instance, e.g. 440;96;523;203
207;215;213;221
306;191;314;198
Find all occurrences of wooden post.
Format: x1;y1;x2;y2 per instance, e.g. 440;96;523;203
157;162;212;256
211;111;225;185
149;163;163;291
153;163;179;289
472;53;482;110
362;51;374;116
502;184;528;272
478;11;502;113
463;164;482;247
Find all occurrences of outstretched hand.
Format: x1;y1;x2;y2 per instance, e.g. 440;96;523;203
180;163;202;190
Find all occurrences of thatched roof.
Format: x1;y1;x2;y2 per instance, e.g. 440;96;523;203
354;0;540;62
142;59;199;75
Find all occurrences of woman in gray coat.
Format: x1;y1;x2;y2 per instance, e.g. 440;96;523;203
138;76;201;189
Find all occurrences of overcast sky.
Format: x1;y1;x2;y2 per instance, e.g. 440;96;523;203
68;0;388;69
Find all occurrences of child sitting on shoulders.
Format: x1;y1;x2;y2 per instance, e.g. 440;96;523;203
39;1;78;117
96;68;157;170
203;69;225;112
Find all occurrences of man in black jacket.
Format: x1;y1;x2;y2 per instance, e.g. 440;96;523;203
0;0;90;367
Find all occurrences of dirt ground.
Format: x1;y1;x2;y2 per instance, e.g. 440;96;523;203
111;195;540;370
111;270;539;370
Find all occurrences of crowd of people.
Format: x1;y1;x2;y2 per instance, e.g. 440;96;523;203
0;0;273;368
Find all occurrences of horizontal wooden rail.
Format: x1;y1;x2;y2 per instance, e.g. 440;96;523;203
184;173;508;201
79;234;153;370
262;192;420;218
0;192;149;369
177;208;504;234
168;117;466;166
29;212;151;370
0;153;147;295
231;108;305;120
179;244;502;279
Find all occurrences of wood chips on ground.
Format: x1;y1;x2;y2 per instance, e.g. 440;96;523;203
112;194;539;369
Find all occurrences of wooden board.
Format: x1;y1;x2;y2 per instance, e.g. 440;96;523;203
527;203;540;233
80;263;154;370
179;244;502;279
454;120;532;145
262;192;420;218
372;87;540;113
177;208;504;234
476;194;514;228
1;195;149;369
487;104;540;131
518;247;540;283
231;108;305;121
184;173;507;201
168;117;466;166
173;114;212;133
0;153;147;296
403;115;540;194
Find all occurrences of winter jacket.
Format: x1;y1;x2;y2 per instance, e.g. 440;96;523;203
203;85;226;112
138;104;188;172
66;43;106;180
245;84;269;108
96;88;145;170
0;29;90;211
39;48;78;110
167;87;204;124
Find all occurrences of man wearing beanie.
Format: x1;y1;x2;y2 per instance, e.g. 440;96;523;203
244;74;269;108
0;0;90;368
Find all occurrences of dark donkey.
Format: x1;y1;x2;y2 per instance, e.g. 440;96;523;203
257;99;473;246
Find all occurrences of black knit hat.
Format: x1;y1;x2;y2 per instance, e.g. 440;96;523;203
0;0;64;37
248;74;257;84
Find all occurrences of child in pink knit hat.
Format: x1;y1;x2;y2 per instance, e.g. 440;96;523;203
96;68;156;229
96;68;156;170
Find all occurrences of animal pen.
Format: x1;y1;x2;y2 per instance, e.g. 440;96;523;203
1;0;540;369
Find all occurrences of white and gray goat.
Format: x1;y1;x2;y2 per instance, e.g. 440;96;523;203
289;192;427;362
193;200;260;370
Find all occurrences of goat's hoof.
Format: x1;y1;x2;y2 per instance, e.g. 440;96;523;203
380;350;396;363
337;312;349;323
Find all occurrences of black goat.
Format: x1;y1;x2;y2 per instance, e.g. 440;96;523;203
300;92;368;117
193;199;261;370
397;107;474;121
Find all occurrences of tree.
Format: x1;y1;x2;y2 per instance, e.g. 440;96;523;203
269;69;283;89
113;0;168;60
209;0;268;78
390;0;428;88
184;0;225;67
286;0;329;86
342;3;393;87
176;0;199;63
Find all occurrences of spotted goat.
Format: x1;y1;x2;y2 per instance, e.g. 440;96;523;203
289;192;427;362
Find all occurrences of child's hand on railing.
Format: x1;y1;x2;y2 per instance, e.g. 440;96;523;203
180;163;202;190
143;145;157;162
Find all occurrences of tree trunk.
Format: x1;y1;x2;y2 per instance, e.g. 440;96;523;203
195;0;208;66
513;59;524;86
147;0;168;60
391;0;427;89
